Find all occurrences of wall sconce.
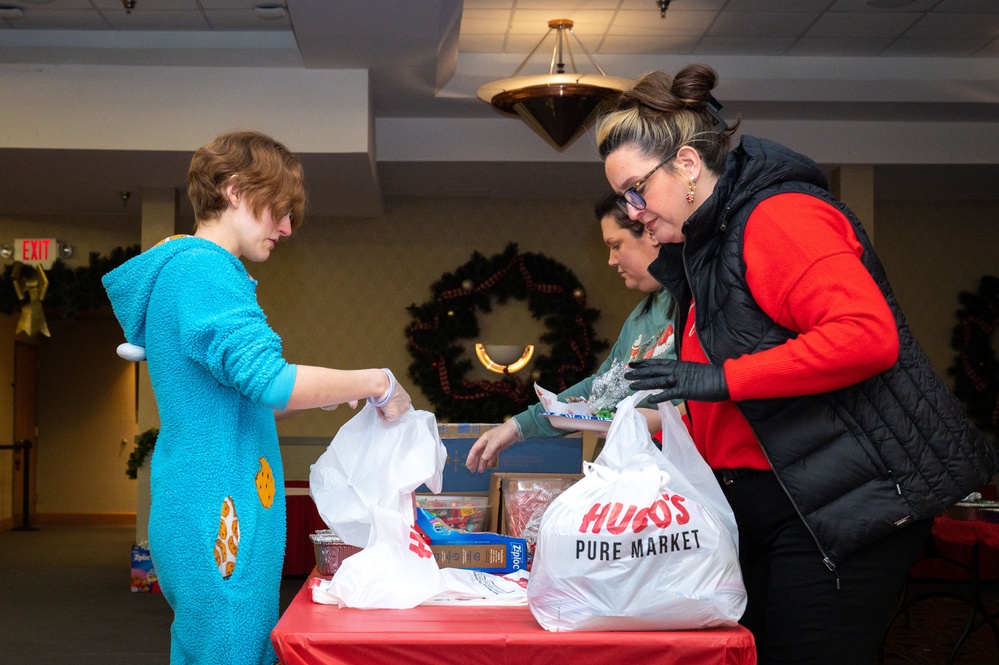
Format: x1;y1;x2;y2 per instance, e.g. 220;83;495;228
475;344;535;374
0;244;13;260
58;241;74;259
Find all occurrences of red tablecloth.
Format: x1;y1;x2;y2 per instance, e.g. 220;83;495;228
932;515;999;551
909;514;999;581
272;577;757;665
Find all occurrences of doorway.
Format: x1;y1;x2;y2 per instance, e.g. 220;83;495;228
13;340;39;528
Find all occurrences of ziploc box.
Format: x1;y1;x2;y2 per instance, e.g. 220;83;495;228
415;507;527;574
130;543;160;593
418;423;589;494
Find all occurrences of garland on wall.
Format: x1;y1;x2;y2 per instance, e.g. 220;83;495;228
405;243;608;423
0;245;140;319
949;275;999;436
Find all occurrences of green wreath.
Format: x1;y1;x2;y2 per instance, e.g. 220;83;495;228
125;428;160;479
0;245;140;318
405;243;608;423
949;275;999;436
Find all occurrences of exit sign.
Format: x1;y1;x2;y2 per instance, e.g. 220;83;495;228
14;238;57;268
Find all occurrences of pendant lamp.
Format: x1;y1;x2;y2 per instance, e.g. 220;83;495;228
477;19;631;150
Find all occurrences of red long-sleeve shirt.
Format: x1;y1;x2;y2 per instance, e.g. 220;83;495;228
682;193;899;469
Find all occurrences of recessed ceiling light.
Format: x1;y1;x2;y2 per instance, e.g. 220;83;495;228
254;4;287;20
0;6;24;19
865;0;915;8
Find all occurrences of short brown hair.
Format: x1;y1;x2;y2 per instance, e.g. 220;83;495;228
188;130;306;230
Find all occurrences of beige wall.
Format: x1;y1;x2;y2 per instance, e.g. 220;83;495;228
2;192;998;523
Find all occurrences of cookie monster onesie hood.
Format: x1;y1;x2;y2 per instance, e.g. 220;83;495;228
103;235;288;665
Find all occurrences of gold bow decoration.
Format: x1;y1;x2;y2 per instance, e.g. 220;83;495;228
12;262;51;337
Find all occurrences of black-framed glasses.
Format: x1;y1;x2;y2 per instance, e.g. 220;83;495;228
616;150;678;213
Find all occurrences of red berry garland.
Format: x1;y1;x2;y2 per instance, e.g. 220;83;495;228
949;275;999;436
405;243;607;423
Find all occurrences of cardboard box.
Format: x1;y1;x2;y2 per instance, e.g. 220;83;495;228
488;472;583;537
419;423;595;494
415;507;527;574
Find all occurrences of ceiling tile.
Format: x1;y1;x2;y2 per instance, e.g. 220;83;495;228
694;36;796;55
709;11;822;38
788;37;894;56
508;9;617;35
934;0;999;12
459;9;511;35
99;10;211;30
93;0;200;8
8;9;110;29
515;0;620;8
610;9;717;36
828;0;938;10
905;12;999;39
458;33;507;52
882;37;991;56
600;34;701;54
724;0;831;10
806;11;921;38
205;9;291;30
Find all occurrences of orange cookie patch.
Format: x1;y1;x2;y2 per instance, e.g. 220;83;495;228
214;496;239;579
255;456;275;509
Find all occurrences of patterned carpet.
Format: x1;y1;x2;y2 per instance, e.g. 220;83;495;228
879;579;999;664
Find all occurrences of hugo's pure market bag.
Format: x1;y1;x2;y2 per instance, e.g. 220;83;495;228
526;393;746;631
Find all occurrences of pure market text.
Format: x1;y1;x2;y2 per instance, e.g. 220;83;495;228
573;493;701;561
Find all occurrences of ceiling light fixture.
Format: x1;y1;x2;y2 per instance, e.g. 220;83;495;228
657;0;671;19
122;0;135;14
477;19;631;150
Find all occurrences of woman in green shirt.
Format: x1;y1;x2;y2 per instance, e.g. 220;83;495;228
466;194;678;472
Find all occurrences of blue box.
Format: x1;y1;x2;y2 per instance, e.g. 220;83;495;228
419;424;585;493
416;508;528;574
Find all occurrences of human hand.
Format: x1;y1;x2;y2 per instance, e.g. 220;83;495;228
367;369;411;421
465;419;522;473
378;382;411;421
626;359;729;403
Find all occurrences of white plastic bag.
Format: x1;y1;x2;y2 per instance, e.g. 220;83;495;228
309;403;447;548
312;507;448;609
527;392;746;632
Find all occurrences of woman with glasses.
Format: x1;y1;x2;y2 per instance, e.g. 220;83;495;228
597;64;998;664
465;192;678;473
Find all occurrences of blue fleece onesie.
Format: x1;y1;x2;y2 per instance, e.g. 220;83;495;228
103;236;292;665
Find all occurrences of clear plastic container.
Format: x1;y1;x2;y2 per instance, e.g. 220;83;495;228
416;494;490;532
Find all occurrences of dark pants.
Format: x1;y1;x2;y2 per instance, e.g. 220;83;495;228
719;469;932;665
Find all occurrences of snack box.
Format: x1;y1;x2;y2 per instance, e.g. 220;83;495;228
416;494;489;532
415;507;527;574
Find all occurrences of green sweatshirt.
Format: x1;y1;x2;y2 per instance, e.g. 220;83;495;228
514;288;677;439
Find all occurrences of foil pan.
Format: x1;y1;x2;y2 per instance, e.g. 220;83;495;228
946;501;999;523
309;529;362;575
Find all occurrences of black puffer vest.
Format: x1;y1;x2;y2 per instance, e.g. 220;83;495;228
650;136;998;566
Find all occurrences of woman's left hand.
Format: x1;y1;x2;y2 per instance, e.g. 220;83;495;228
626;359;729;403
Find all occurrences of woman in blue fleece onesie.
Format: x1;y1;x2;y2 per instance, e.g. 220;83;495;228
103;130;412;665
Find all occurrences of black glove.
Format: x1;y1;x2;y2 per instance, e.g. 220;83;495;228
626;359;730;403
